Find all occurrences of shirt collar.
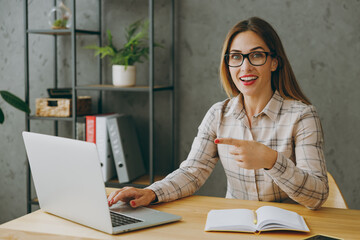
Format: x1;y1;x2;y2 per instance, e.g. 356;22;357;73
258;90;284;121
225;90;283;121
224;94;246;119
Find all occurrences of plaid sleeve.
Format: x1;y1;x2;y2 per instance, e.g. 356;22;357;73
265;105;329;209
146;103;221;203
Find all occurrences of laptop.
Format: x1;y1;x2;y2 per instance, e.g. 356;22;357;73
22;131;181;234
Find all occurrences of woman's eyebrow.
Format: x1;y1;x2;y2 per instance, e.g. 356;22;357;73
250;46;265;51
230;46;265;53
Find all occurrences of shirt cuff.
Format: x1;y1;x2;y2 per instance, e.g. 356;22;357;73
145;185;164;204
264;152;288;178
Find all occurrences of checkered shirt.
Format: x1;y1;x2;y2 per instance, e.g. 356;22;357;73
147;91;329;209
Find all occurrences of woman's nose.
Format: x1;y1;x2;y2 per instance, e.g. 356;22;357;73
241;57;253;71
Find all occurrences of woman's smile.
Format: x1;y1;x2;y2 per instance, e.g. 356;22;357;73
239;74;258;85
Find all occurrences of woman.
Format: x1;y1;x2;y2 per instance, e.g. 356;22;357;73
108;17;329;210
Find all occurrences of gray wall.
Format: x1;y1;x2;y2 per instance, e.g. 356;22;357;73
1;0;359;224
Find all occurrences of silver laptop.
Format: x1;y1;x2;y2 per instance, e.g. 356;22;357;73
22;131;181;234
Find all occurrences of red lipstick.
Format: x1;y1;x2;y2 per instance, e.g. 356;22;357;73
240;74;257;78
239;74;258;86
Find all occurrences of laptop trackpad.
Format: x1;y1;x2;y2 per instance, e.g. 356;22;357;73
110;203;160;220
110;202;171;222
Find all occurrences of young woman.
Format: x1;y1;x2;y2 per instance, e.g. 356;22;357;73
108;17;329;210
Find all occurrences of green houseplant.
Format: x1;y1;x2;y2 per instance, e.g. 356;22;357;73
86;19;159;86
0;91;30;124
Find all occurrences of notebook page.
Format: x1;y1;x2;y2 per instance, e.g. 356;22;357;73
205;209;256;232
256;206;308;231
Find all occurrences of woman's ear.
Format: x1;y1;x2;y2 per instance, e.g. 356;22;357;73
271;57;278;72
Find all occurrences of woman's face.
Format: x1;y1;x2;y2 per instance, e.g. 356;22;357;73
228;31;277;99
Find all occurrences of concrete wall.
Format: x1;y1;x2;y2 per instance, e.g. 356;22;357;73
1;0;359;223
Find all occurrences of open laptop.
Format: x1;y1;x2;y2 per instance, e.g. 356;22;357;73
22;131;181;234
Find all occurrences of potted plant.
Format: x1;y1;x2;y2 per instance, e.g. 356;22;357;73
0;91;30;124
87;19;158;87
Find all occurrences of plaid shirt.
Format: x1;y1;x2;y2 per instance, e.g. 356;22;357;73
148;91;329;209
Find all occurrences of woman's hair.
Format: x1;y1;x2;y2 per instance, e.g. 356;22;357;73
219;17;311;105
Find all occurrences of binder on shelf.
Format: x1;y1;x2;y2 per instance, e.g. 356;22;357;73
86;113;118;182
107;114;146;183
76;117;86;141
85;115;96;143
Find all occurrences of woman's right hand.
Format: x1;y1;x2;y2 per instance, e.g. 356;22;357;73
107;187;156;208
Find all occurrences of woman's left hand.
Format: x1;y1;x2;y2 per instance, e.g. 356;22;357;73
215;138;278;170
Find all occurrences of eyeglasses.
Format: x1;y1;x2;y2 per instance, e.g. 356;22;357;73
224;51;273;67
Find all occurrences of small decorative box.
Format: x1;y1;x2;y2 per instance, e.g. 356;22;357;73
35;96;91;117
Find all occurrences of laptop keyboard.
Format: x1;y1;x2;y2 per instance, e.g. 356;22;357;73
110;211;143;227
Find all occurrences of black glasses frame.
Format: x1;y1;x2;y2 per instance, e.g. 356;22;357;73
224;51;274;67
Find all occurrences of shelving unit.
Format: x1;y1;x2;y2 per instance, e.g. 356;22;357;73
24;0;175;213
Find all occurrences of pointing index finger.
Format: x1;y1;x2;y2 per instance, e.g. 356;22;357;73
214;138;244;146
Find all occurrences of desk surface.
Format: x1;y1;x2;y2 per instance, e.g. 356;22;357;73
1;192;360;240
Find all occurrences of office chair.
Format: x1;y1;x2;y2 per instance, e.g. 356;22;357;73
322;172;348;209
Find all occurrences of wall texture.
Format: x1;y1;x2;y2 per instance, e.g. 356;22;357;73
1;0;359;224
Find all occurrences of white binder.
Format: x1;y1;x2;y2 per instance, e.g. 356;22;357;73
107;115;145;183
96;114;118;182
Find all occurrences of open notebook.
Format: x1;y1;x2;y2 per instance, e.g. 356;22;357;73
205;206;310;233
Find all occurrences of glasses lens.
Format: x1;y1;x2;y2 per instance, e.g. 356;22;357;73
227;53;243;67
249;52;267;66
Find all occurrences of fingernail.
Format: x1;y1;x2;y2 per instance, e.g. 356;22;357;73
214;139;220;144
130;201;136;207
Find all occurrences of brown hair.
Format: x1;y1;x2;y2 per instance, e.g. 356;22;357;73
219;17;311;105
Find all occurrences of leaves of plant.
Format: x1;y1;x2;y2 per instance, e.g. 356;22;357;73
0;91;30;114
107;30;116;50
86;19;162;68
0;108;4;124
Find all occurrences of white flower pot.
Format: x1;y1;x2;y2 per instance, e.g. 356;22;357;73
112;65;136;86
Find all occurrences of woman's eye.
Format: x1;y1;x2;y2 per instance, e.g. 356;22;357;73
252;52;264;58
231;54;241;60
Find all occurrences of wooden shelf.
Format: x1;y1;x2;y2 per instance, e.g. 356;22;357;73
76;84;174;92
27;29;100;35
133;175;165;185
28;116;87;121
105;175;165;188
30;198;39;205
28;115;74;121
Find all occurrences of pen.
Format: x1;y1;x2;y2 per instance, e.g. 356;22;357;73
253;210;257;225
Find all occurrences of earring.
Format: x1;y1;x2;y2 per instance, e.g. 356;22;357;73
271;60;278;71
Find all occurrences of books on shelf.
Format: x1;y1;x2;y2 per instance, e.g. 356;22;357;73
107;115;146;183
204;206;310;233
